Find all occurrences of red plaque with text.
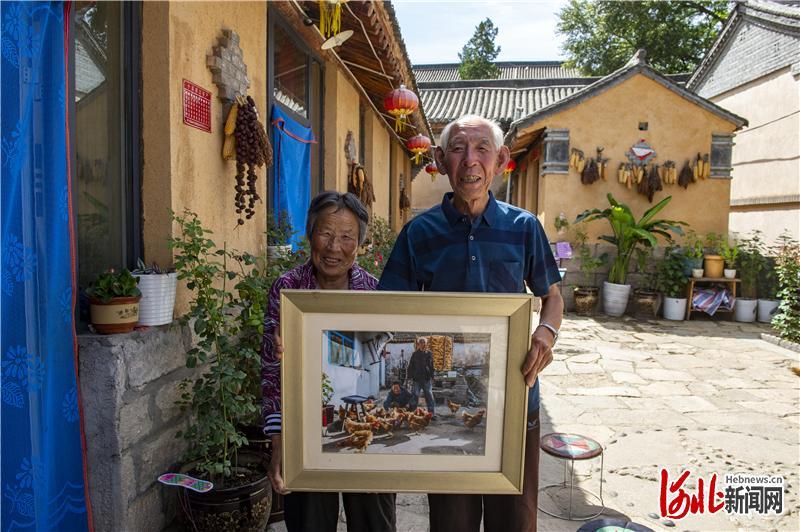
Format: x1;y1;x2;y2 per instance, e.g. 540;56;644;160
182;79;212;133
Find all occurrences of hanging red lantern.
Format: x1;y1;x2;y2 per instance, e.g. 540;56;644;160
425;162;439;182
384;85;419;132
503;159;517;182
406;134;431;164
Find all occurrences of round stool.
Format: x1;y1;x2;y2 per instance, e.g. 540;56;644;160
538;432;605;521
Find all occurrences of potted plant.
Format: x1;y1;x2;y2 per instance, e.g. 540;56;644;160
554;212;570;238
735;231;766;322
720;237;739;279
86;268;142;334
757;255;781;323
359;216;397;279
632;248;660;319
131;259;178;326
576;193;685;317
322;372;335;427
657;246;689;320
682;230;705;276
168;210;271;530
267;210;295;260
571;224;607;316
772;231;800;342
703;232;725;279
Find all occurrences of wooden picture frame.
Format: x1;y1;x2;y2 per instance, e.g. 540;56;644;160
280;290;534;494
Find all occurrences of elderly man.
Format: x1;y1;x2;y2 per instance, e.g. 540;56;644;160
378;114;563;532
406;337;436;415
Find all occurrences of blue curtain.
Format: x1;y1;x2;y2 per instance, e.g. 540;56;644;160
270;105;315;249
1;2;90;531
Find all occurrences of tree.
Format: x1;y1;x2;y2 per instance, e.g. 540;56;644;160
458;18;501;80
557;0;729;76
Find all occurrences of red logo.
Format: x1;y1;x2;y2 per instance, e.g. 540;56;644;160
660;469;725;519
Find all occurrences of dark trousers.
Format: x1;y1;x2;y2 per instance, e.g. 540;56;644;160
428;409;540;532
284;491;396;532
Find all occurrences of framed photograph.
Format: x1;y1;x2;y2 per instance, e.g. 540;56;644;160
280;290;534;494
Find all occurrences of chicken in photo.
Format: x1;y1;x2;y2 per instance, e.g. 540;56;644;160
344;417;372;434
337;429;373;452
337;405;347;422
446;399;461;414
462;409;486;428
408;411;433;432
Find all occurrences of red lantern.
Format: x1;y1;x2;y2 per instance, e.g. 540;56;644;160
384;85;419;132
406;134;431;164
425;162;439;182
503;159;517;182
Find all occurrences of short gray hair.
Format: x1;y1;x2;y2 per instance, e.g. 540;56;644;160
438;114;504;152
305;191;369;246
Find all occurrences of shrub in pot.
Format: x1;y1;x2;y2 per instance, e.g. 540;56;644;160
735;231;766;322
267;210;294;260
131;259;178;326
571;224;607;316
168;210;271;530
632;249;660;319
656;247;689;321
719;237;739;279
322;372;335;427
757;255;780;323
576;193;685;317
681;230;705;276
86;268;141;334
772;231;800;343
702;232;725;279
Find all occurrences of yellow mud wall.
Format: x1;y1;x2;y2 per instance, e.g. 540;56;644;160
531;74;738;243
322;67;360;193
365;111;391;222
142;1;267;313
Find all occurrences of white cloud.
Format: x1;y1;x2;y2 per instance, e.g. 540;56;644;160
393;0;568;64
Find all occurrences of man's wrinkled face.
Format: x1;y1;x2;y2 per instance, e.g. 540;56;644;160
416;338;427;350
391;384;401;394
435;121;507;209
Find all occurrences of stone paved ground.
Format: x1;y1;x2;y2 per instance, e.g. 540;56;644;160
268;316;799;532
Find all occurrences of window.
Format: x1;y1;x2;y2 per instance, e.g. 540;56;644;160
269;12;323;198
541;129;569;174
327;331;361;368
710;133;734;178
73;2;140;289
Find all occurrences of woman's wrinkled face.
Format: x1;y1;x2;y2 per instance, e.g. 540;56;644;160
310;206;360;285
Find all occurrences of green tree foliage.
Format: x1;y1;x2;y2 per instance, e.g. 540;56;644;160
557;0;729;75
458;18;501;80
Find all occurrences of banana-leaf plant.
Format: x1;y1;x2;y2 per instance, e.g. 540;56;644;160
575;194;686;285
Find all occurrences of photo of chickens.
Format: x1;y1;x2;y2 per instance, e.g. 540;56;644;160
321;330;491;455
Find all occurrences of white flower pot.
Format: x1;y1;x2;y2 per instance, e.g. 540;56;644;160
757;299;780;323
267;245;292;261
662;297;687;321
734;298;757;323
134;273;178;326
723;269;736;279
602;281;631;317
692;268;704;278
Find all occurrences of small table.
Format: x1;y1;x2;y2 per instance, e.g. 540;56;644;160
685;277;740;320
340;394;369;422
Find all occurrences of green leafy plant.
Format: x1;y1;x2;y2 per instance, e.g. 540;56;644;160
772;232;800;343
656;246;688;298
85;268;141;302
554;212;570;233
737;231;767;299
635;247;658;292
267;210;295;246
682;229;705;260
575;193;685;285
322;372;334;406
573;223;607;287
704;232;724;256
359;216;397;279
169;210;261;480
719;237;739;269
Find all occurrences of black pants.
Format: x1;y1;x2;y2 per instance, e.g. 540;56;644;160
428;409;541;532
284;491;396;532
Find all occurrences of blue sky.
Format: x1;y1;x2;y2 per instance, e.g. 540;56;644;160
392;0;569;65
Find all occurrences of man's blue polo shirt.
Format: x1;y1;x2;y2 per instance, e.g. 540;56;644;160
377;191;562;412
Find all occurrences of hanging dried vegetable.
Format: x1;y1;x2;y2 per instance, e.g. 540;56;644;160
348;164;375;209
678;160;694;189
233;96;272;225
637;164;663;202
581;158;600;184
660;161;676;185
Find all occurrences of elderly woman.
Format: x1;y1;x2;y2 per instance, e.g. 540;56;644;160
261;191;396;532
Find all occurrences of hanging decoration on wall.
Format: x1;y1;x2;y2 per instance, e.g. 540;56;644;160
678;160;695;188
569;148;586;173
384;85;419;132
425;162;439;182
399;187;411;218
231;95;272;225
502;159;516;183
693;153;710;181
659;161;677;185
207;30;250;102
319;0;346;38
637;164;663;202
626;139;657;166
348;164;375;209
406;134;431;164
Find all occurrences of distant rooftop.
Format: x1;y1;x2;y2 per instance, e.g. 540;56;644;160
414;61;582;83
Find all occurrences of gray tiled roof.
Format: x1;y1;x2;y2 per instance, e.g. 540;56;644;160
421;85;586;124
414;62;581;83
